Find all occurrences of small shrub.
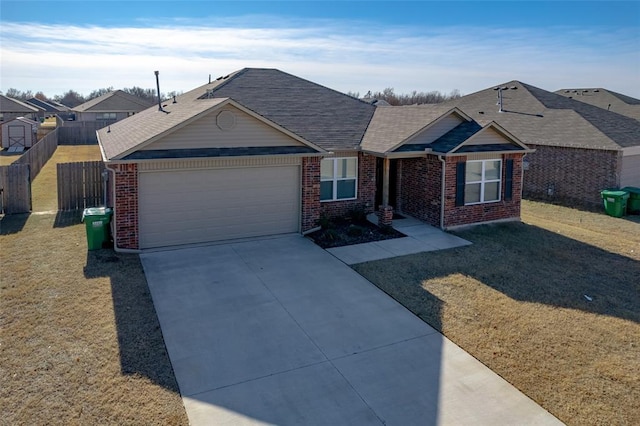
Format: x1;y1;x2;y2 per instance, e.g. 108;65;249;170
348;208;367;222
324;229;342;242
318;215;334;229
347;225;365;237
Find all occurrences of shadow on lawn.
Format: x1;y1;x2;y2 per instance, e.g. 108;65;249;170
53;210;83;228
83;249;180;394
0;213;30;235
356;221;639;327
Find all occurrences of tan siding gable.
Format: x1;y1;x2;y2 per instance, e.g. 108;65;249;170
465;127;513;146
405;114;464;145
142;105;305;151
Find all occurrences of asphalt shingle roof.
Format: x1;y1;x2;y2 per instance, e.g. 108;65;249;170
73;90;152;112
98;97;228;160
444;81;640;150
360;105;453;153
555;88;640;120
202;68;376;151
0;95;39;113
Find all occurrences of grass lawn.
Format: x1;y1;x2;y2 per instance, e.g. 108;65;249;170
31;145;103;212
0;149;22;166
353;200;639;426
0;145;188;425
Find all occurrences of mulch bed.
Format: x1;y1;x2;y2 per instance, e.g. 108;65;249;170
308;218;406;248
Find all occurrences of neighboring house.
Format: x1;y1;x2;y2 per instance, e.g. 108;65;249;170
555;88;640;121
444;81;640;207
0;95;39;123
98;68;531;251
1;117;39;149
0;95;39;145
73;90;152;123
25;97;73;121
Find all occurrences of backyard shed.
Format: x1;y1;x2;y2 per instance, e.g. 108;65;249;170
1;117;39;149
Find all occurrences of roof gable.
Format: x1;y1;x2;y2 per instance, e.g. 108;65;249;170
0;95;39;113
73;90;152;112
360;105;469;154
198;68;376;150
98;97;323;161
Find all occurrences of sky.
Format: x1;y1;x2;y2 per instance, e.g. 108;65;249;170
1;1;639;99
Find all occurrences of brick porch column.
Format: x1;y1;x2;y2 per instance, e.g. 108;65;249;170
378;205;394;227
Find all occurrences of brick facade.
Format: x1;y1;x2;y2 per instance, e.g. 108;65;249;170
523;145;621;209
398;153;524;228
108;163;139;250
301;157;321;232
398;156;442;226
443;154;523;228
320;152;376;220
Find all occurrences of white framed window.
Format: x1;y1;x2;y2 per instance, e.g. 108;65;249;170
320;157;358;202
97;112;117;120
464;159;502;204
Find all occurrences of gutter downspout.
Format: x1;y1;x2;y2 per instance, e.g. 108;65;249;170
438;155;446;230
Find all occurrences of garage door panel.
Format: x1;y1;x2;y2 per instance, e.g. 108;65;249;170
139;166;300;248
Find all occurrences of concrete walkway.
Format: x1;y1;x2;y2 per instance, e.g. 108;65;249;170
327;214;471;264
141;235;562;425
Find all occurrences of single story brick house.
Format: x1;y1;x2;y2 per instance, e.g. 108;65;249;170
445;82;640;208
97;68;531;250
73;90;152;123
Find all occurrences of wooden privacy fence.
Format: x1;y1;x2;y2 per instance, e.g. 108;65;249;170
0;164;31;214
14;128;58;180
0;130;58;214
57;121;110;145
57;161;106;211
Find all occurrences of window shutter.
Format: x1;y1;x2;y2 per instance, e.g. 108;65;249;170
505;159;514;201
455;161;466;206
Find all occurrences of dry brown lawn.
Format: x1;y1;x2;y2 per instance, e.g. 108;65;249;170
31;145;103;212
1;145;188;425
0;149;22;166
354;200;639;426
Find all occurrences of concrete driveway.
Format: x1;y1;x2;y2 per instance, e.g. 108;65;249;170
141;235;562;425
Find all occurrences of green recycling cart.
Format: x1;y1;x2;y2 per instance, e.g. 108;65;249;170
82;207;113;250
621;187;640;214
600;190;629;218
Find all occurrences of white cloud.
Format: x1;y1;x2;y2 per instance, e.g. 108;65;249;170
1;18;638;98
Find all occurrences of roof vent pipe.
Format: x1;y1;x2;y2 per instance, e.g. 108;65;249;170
496;87;505;112
209;74;211;84
154;71;165;112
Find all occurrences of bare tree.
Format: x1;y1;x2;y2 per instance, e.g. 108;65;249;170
359;87;462;105
4;88;33;100
87;87;114;100
54;90;86;108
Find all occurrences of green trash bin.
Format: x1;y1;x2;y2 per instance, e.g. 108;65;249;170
82;207;113;250
621;187;640;215
600;190;629;218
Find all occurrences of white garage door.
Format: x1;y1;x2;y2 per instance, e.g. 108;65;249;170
139;166;300;248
